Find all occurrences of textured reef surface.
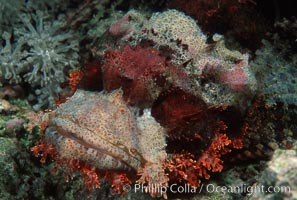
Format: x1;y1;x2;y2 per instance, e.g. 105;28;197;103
0;0;296;199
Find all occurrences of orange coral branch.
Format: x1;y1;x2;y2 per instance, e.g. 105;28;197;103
108;173;132;194
165;121;237;187
69;69;84;94
31;139;57;163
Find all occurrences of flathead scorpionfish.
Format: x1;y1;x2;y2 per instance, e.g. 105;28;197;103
44;89;169;197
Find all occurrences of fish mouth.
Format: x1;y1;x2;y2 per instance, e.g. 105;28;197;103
45;122;145;171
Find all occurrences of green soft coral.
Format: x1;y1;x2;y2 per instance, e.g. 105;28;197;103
1;10;80;110
0;32;26;85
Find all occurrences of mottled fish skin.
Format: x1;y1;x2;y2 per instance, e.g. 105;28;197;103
45;127;132;170
45;89;144;171
44;89;168;197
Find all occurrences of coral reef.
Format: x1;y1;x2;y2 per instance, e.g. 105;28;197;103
29;9;258;199
0;0;295;199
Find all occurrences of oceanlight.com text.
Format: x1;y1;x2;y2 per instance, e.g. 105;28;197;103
123;183;291;197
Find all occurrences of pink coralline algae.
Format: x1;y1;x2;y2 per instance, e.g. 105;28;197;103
108;15;131;36
219;54;250;91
